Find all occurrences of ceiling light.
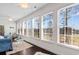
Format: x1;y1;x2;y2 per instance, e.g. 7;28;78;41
18;3;28;9
8;18;13;21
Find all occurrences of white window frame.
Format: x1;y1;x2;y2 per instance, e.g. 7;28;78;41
18;23;21;35
57;4;79;49
41;12;53;41
23;21;28;37
19;22;22;35
21;22;23;35
23;21;25;36
16;23;19;34
33;17;41;39
27;18;33;37
22;21;24;35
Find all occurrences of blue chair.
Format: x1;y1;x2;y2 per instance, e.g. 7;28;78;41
0;38;13;54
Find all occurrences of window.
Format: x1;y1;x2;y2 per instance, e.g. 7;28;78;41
59;9;66;43
34;18;40;38
21;23;23;35
42;13;53;41
18;23;21;35
59;4;79;47
17;23;20;34
17;12;53;41
27;19;32;37
18;28;20;34
23;21;27;36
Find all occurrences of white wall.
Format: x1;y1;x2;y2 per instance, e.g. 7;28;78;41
0;18;16;35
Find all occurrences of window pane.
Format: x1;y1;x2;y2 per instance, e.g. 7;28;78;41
21;23;23;35
19;23;21;35
59;9;66;43
17;28;20;34
43;13;53;41
17;23;20;34
59;4;79;47
34;18;40;38
59;7;74;44
27;19;32;37
24;21;27;35
67;5;79;46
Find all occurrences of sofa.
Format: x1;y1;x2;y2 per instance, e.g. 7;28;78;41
0;38;13;54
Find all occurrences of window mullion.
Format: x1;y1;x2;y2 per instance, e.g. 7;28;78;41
41;16;43;40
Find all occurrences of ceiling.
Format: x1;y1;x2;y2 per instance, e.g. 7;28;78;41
0;3;47;21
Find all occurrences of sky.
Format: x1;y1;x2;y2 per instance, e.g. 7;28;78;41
60;5;79;30
43;14;53;28
68;15;79;30
26;14;53;29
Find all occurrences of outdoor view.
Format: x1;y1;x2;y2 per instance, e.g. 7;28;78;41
23;21;27;35
18;29;20;34
27;19;32;37
18;23;21;35
21;23;23;35
59;4;79;47
43;13;53;41
34;18;40;38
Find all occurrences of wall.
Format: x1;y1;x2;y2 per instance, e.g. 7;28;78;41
0;18;16;35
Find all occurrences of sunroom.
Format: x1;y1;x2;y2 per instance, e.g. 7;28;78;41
0;3;79;55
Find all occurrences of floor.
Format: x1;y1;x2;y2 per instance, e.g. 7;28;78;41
10;45;56;55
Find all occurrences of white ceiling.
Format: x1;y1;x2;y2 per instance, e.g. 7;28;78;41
0;3;47;21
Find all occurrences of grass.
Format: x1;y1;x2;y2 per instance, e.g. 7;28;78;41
60;34;79;46
34;32;52;40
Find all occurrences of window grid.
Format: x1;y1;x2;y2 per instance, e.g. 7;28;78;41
33;17;40;39
58;4;79;48
42;12;53;41
17;12;53;42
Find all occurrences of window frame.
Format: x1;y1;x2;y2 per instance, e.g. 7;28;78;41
23;21;27;36
27;18;33;37
33;17;41;39
16;23;19;34
57;4;79;49
41;12;53;41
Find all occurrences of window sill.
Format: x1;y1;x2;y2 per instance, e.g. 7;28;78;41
58;43;79;51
